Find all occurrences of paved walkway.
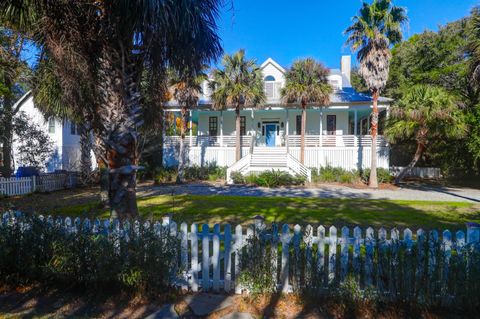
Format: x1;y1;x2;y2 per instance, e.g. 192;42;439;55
139;183;480;203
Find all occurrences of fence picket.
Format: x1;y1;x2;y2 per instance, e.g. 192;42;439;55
180;223;188;290
281;224;290;293
293;224;301;288
304;225;314;285
340;226;349;282
365;227;374;287
213;224;220;292
190;224;199;292
353;226;362;281
403;228;413;298
442;230;452;294
317;226;326;287
378;228;387;294
328;226;337;284
416;229;426;298
224;224;232;292
272;224;279;287
202;224;210;291
234;225;243;294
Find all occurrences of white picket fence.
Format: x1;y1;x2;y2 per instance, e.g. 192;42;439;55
167;218;480;294
5;212;480;302
0;173;78;196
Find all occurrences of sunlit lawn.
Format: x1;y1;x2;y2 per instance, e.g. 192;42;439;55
50;194;480;230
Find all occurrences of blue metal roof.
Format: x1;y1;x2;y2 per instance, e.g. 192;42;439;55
331;87;392;104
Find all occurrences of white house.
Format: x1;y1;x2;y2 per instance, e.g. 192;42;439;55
9;91;93;173
163;55;392;182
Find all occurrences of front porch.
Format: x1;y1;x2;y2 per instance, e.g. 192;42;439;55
162;107;390;173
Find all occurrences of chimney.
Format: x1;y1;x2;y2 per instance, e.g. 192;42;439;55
341;55;351;86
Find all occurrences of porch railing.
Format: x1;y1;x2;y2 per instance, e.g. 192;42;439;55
287;135;387;147
164;135;388;148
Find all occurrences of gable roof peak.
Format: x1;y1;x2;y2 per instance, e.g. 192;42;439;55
260;58;285;73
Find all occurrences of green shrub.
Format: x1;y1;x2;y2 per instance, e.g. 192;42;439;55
230;171;245;184
311;166;360;184
241;170;306;187
360;168;393;184
237;230;277;296
0;212;179;294
154;167;178;184
184;163;226;181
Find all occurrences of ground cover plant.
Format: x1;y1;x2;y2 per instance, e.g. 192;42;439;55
232;169;306;187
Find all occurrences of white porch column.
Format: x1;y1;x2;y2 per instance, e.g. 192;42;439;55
189;110;193;146
354;109;358;147
319;109;323;147
285;108;289;151
220;110;224;147
250;108;255;150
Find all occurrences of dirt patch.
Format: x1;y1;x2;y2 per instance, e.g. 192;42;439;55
0;284;176;319
0;186;102;215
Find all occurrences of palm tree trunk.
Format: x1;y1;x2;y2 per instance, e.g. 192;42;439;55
79;124;92;185
369;90;379;188
300;101;306;164
395;142;426;184
177;105;188;183
1;88;13;177
235;104;241;161
97;47;140;219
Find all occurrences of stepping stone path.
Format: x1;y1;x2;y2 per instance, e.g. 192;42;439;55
184;293;234;317
144;304;179;319
220;312;255;319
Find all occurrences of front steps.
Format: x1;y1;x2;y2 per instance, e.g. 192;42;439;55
226;147;311;183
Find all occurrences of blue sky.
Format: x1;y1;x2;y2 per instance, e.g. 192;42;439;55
217;0;478;69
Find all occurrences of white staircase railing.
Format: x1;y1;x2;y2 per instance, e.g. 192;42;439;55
226;154;252;184
286;153;311;182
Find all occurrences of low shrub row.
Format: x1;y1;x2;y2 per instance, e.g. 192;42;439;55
231;170;306;187
311;166;393;185
0;213;178;294
145;163;226;184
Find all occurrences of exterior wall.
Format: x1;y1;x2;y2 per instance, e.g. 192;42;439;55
12;95;64;172
12;93;95;173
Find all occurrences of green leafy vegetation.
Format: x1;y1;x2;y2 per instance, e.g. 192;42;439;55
231;170;306;187
0;213;179;294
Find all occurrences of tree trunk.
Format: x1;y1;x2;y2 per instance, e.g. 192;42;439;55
1;91;13;177
79;123;93;185
177;105;188;183
395;142;426;184
369;90;379;188
235;105;241;161
300;100;306;164
97;47;140;219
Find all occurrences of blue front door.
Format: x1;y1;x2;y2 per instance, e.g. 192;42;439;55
265;124;276;147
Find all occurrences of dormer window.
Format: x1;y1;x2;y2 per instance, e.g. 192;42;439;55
264;75;275;81
264;75;278;99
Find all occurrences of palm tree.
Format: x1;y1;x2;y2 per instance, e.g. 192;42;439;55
33;56;95;184
386;85;466;183
344;0;407;188
2;1;222;219
171;70;206;183
209;50;265;161
281;58;332;164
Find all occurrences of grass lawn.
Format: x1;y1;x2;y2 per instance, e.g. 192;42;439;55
45;194;480;230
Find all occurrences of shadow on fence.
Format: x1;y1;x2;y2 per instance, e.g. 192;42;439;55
1;212;479;315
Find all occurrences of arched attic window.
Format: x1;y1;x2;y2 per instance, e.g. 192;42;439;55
264;75;277;98
264;75;275;81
